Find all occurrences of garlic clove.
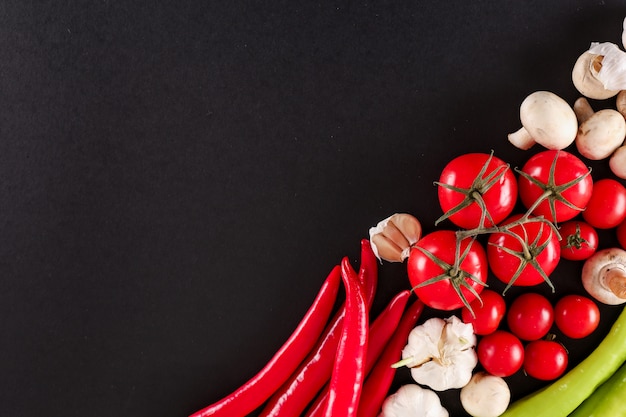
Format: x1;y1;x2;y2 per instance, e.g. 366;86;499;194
369;213;422;262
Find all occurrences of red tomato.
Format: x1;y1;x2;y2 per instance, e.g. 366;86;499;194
477;330;524;377
506;293;554;341
558;220;598;261
523;340;568;381
461;289;506;335
582;178;626;229
487;214;561;288
554;295;600;339
618;218;626;250
407;230;487;311
517;150;592;223
437;153;518;229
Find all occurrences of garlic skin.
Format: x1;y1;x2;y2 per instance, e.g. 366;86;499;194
369;213;422;262
379;384;449;417
587;42;626;91
401;316;477;391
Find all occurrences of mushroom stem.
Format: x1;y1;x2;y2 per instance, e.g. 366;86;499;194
507;127;535;150
616;90;626;118
603;267;626;299
574;97;595;123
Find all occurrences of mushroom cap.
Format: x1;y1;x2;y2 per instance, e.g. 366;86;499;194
610;146;626;179
575;109;626;160
519;91;578;150
582;248;626;305
572;52;620;100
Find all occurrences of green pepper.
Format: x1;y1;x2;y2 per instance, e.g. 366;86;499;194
568;360;626;417
501;306;626;417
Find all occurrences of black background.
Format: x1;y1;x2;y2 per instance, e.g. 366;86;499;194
2;1;626;416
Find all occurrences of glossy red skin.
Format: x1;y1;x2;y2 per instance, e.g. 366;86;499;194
518;150;593;223
558;220;598;261
477;330;524;377
554;295;600;339
507;293;554;341
523;340;568;381
407;230;487;311
437;153;518;229
461;289;506;335
582;178;626;229
487;214;561;287
618;218;626;250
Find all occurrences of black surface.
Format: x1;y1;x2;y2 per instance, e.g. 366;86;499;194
2;1;626;416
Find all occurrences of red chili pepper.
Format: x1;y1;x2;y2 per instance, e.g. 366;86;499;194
257;241;379;417
324;257;369;417
356;299;425;417
304;290;411;417
189;265;341;417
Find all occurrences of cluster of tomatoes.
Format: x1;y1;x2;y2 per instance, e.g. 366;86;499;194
461;289;600;381
403;149;626;382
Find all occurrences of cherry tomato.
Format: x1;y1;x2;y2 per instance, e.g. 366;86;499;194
407;230;487;311
558;220;598;261
523;340;568;381
487;214;561;288
506;293;554;341
461;289;506;335
436;153;518;229
618;218;626;250
517;150;592;223
582;178;626;229
477;330;524;377
554;295;600;339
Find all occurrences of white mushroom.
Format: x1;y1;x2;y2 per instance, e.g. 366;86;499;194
616;90;626;118
609;145;626;179
379;384;449;417
582;247;626;305
460;372;510;417
572;51;621;100
508;91;578;150
573;97;626;160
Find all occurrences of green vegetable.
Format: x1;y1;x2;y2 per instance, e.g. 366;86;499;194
569;360;626;417
500;306;626;417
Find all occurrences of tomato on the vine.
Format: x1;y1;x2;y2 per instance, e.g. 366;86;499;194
436;152;518;229
461;289;506;335
487;214;561;290
558;220;598;261
517;150;593;223
506;293;554;341
523;340;568;381
554;295;600;339
582;178;626;229
477;330;524;377
407;230;487;311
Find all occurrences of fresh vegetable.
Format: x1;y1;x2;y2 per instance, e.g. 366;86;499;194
259;240;377;417
407;230;487;311
435;152;518;229
516;150;593;224
324;257;369;417
569;360;626;417
558;220;598;261
304;290;410;417
582;178;626;229
487;214;561;291
353;299;424;417
369;213;422;262
609;144;626;179
507;91;578;151
460;372;510;417
461;289;506;335
477;330;524;377
395;315;477;391
523;340;568;381
581;247;626;305
378;384;449;417
500;305;626;417
572;97;626;161
572;51;620;100
506;293;554;341
189;265;341;417
554;295;600;339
